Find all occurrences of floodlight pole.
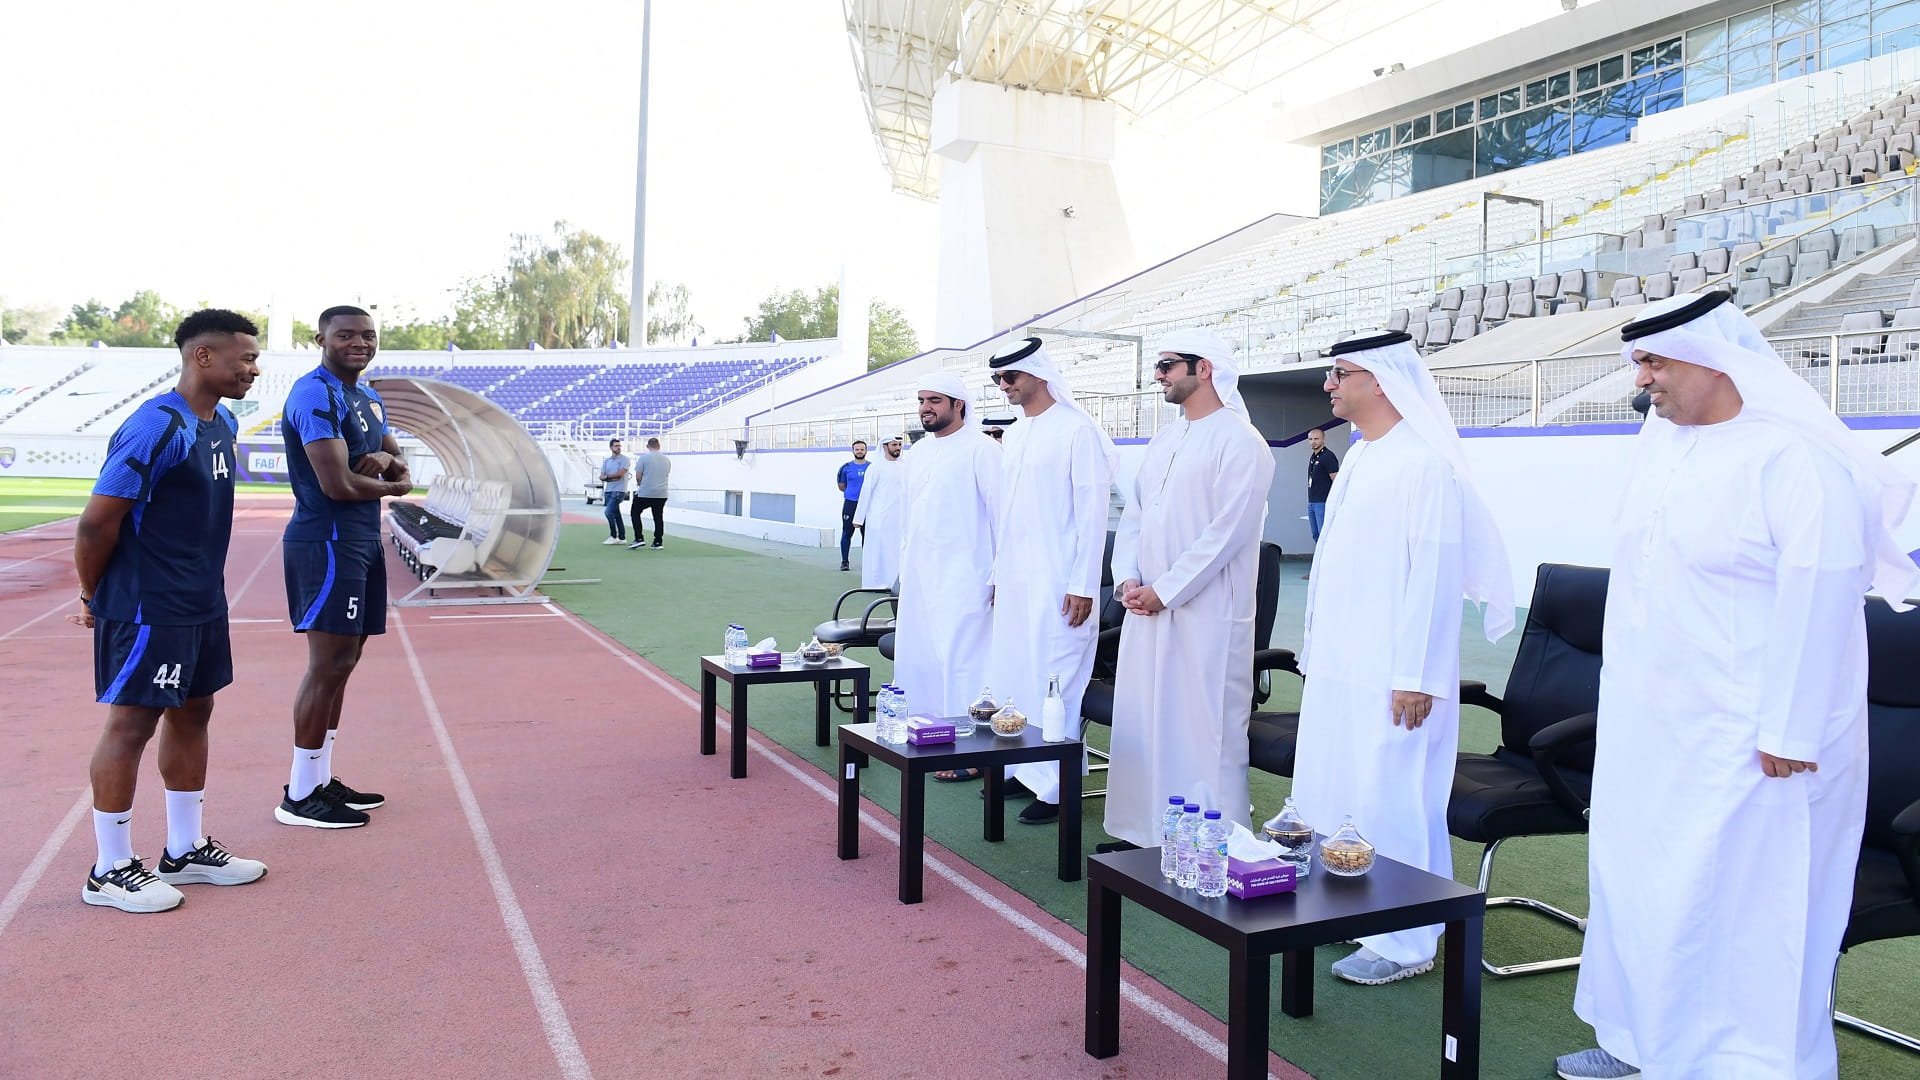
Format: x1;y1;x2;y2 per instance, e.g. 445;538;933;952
629;0;652;350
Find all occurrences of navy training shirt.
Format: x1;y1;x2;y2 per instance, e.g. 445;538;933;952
282;364;390;542
91;391;237;626
838;459;869;501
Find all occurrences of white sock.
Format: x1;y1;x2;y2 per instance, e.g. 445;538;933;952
320;730;337;779
92;808;134;876
289;745;328;801
164;789;204;860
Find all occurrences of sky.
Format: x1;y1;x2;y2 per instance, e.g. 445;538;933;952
0;0;1566;349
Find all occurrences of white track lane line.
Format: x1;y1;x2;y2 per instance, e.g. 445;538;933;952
391;612;594;1080
0;534;284;943
540;604;1262;1077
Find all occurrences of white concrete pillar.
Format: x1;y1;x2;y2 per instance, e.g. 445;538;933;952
930;80;1135;347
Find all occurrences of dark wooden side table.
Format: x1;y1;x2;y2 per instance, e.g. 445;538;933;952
837;721;1082;904
698;654;870;778
1085;846;1485;1080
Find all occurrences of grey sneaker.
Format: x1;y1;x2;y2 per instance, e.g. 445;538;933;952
1555;1048;1640;1079
1330;945;1434;985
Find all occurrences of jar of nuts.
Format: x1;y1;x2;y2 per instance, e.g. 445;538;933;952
1318;816;1375;877
989;697;1028;737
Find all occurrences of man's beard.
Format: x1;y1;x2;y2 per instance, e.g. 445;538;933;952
922;412;953;434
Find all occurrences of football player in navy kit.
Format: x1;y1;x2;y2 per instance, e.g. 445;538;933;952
74;309;269;912
275;305;411;829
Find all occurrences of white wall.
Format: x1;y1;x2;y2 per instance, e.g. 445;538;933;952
931;81;1136;348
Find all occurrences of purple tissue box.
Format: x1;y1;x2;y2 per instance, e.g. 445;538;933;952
746;652;783;668
906;717;955;745
1226;856;1299;899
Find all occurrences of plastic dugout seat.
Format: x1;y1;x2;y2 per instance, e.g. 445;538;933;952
1483;296;1510;323
1459;298;1484;320
1835;598;1920;1052
1450;316;1479;344
1425;317;1452;344
1533;273;1560;300
1485;280;1509;300
1438;287;1463;311
1448;563;1607;976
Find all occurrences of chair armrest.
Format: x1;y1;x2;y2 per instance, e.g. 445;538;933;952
1893;798;1920;901
1460;680;1503;712
858;593;899;633
1529;711;1598;821
1252;648;1300;676
1092;626;1124;679
832;586;893;620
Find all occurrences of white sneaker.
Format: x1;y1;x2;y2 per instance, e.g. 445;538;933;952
1330;945;1434;985
156;836;268;886
600;537;625;545
82;857;185;913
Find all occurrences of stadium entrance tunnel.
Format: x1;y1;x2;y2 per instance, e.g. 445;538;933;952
368;376;561;606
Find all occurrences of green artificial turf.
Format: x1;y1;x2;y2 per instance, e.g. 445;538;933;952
544;519;1920;1080
0;478;385;535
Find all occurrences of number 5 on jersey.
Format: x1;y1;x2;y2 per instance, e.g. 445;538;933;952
346;596;360;619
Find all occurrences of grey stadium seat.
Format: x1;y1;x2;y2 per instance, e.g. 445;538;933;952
1644;272;1675;301
1840;310;1888;357
1839;226;1879;262
1758;255;1794;288
1791;250;1833;286
1734;277;1772;307
1386;308;1411;333
1533;272;1560;299
1702;247;1733;275
1800;230;1839;260
1676;268;1708;293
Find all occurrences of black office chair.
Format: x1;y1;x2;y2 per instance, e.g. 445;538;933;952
1834;596;1920;1052
813;585;897;712
1447;562;1607;977
1081;540;1283;797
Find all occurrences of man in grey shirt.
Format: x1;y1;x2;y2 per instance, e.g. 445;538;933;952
628;437;672;549
598;439;632;544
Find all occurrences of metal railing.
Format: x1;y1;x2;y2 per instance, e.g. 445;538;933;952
645;327;1918;453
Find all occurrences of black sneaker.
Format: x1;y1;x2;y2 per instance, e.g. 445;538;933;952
322;777;385;810
651;541;663;549
1018;799;1060;825
839;562;851;572
274;784;370;829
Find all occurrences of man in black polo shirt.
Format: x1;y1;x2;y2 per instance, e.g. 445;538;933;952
1305;427;1339;542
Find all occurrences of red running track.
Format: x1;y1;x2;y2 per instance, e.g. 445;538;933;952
0;497;1307;1080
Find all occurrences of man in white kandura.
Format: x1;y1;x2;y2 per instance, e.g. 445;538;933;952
1291;328;1514;986
1103;328;1274;848
985;337;1116;825
852;434;907;589
893;374;1000;775
1555;292;1917;1080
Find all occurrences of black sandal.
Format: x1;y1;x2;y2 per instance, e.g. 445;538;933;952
932;767;983;783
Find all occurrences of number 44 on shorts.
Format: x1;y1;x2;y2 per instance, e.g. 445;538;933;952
152;663;182;689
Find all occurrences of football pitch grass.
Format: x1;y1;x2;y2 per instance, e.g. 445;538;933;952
0;477;373;534
543;518;1920;1080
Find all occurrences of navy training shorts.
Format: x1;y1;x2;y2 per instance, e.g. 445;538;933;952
93;616;233;708
284;538;388;636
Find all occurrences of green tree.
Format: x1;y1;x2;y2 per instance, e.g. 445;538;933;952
449;275;515;350
728;284;920;369
463;221;629;349
645;280;702;346
51;290;183;347
1;302;60;345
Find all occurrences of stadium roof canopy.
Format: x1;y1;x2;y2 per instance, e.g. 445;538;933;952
845;0;1451;200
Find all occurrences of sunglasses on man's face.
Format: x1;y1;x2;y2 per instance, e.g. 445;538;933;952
991;371;1022;386
1153;354;1203;376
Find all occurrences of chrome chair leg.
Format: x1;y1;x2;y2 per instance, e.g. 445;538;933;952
1476;836;1586;977
1833;956;1920;1052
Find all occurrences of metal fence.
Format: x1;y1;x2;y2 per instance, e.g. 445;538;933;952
650;328;1917;451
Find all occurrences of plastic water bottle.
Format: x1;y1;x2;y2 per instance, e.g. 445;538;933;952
1195;811;1230;898
723;624;745;665
875;684;896;741
887;685;911;744
1174;803;1202;889
1160;795;1187;881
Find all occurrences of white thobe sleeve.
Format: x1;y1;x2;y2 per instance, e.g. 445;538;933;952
973;440;1000;570
1391;458;1465;698
1066;424;1113;600
1110;452;1145;595
1152;434;1275;611
1752;449;1869;763
852;468;876;526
